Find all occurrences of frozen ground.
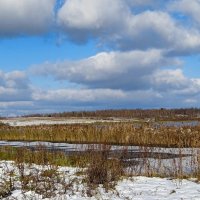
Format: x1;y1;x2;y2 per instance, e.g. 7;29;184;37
8;177;200;200
1;117;199;128
0;161;200;199
1;117;123;126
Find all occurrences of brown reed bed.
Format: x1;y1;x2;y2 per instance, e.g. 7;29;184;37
0;122;200;147
0;146;79;167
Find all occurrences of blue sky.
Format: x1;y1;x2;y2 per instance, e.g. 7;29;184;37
0;0;200;116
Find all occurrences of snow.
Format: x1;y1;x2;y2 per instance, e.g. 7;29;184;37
3;174;200;199
1;161;200;199
1;117;122;126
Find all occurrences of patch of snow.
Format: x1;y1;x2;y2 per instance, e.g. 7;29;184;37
0;161;200;199
0;117;122;126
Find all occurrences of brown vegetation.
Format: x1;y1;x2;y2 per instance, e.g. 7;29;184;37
0;122;200;147
25;108;200;121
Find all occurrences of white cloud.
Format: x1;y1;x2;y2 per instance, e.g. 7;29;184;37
33;86;198;110
0;0;55;36
184;98;198;104
1;0;200;115
57;0;200;54
29;50;200;112
121;11;200;54
152;69;189;91
171;78;200;96
0;70;32;101
31;49;180;90
169;0;200;26
1;67;200;115
31;87;166;110
125;0;170;8
125;0;155;7
0;101;33;108
57;0;129;43
0;101;34;117
33;88;126;103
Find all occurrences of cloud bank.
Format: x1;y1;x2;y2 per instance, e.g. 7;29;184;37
0;0;55;36
0;0;200;115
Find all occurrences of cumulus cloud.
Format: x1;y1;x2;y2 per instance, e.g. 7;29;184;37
29;46;200;112
57;0;129;43
0;0;55;36
1;67;200;115
0;70;32;101
31;49;181;90
149;68;200;97
33;88;126;103
0;101;35;117
169;0;200;26
31;86;200;111
120;11;200;55
1;0;200;56
125;0;171;8
57;0;200;55
31;87;165;110
125;0;155;7
1;0;200;115
152;69;189;91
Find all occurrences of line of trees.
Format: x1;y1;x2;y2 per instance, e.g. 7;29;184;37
24;108;200;120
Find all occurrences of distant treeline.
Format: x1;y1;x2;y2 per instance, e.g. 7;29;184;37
24;108;200;120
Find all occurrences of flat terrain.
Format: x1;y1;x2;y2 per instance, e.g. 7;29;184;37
1;117;127;126
1;161;200;200
1;115;200;199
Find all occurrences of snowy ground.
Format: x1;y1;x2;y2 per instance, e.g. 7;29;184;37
0;161;200;199
8;177;200;200
1;117;199;127
0;117;124;126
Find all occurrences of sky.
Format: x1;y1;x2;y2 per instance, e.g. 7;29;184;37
1;0;200;116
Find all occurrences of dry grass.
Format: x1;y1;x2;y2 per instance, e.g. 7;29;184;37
0;145;125;198
0;122;200;147
1;143;200;198
1;119;200;197
0;146;80;167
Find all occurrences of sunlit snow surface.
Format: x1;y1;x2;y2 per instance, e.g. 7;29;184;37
1;117;122;126
0;161;200;200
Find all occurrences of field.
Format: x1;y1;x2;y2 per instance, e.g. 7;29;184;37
1;109;200;199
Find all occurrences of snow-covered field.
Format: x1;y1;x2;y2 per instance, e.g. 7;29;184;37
0;161;200;200
1;117;123;126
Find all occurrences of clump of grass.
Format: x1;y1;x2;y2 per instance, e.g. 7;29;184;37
0;181;14;198
82;145;124;195
0;162;16;199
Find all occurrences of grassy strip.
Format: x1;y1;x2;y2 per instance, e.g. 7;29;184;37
0;122;200;147
0;146;81;167
0;146;118;169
